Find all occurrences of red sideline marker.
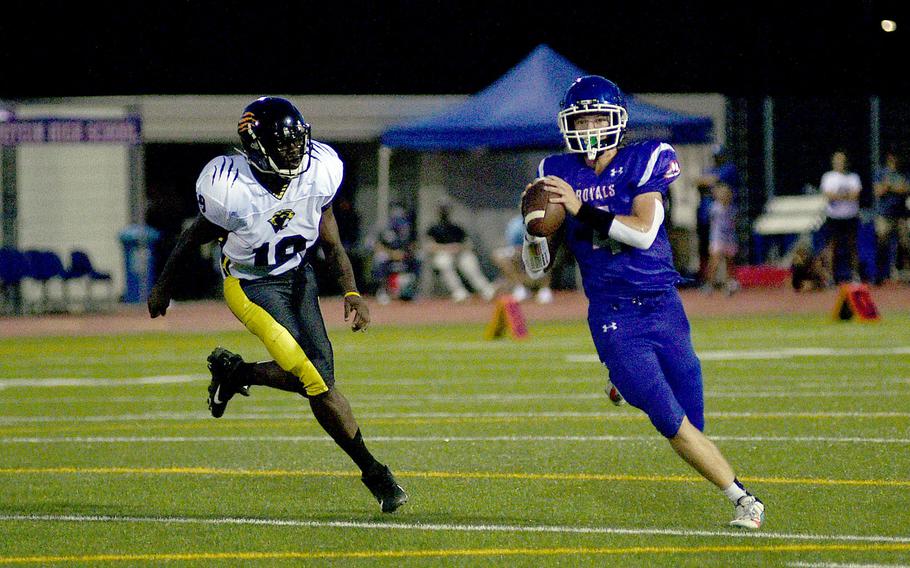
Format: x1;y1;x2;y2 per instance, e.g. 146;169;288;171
484;295;529;340
832;283;880;322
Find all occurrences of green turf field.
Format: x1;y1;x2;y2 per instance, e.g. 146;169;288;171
1;312;908;566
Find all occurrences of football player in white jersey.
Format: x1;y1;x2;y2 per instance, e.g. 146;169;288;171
148;97;407;513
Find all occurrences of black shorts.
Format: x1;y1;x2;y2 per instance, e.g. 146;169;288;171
224;264;334;396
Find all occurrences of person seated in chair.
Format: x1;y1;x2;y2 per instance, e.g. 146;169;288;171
371;205;420;303
425;203;495;302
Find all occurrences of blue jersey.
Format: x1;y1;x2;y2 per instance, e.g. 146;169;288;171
539;141;682;299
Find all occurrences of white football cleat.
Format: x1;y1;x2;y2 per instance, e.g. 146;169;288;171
730;495;764;529
534;286;553;304
452;289;470;303
511;285;530;303
605;380;625;406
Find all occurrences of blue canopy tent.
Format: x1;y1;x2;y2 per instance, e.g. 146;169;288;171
381;44;713;150
375;44;714;223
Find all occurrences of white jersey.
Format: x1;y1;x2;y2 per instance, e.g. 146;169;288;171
820;170;861;219
195;141;343;279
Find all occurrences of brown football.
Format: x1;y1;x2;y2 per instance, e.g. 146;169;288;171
522;179;566;237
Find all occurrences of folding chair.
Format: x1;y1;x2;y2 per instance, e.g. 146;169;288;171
22;250;70;313
0;247;29;315
67;250;115;312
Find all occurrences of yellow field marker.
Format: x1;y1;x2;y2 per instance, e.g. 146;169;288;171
0;466;907;487
1;543;909;564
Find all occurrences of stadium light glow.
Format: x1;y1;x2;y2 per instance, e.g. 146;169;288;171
881;19;897;32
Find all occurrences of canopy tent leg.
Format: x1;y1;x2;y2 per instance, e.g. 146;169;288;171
762;96;775;201
376;145;392;230
869;95;880;174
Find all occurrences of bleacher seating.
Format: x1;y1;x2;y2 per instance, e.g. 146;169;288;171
753;194;827;236
751;194;827;264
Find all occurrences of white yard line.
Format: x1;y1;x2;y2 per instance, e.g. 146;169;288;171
0;376;201;389
789;563;910;568
1;434;908;445
2;380;907;404
0;513;908;545
3;373;908;390
1;410;908;425
568;346;910;362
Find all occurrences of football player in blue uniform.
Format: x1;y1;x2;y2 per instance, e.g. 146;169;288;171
523;76;764;529
148;97;407;513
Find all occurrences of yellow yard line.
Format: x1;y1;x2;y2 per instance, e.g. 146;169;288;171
1;543;909;564
1;466;907;487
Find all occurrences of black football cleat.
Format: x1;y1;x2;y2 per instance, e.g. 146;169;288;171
206;347;250;418
361;464;409;513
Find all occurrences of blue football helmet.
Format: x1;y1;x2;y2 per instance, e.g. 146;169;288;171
558;75;628;159
238;97;312;179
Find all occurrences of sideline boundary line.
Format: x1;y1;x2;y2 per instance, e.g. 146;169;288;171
2;513;910;544
1;410;908;425
2;434;909;445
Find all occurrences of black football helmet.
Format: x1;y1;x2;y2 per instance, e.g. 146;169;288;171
237;97;312;179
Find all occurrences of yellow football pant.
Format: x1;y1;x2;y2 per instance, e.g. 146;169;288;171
222;276;329;397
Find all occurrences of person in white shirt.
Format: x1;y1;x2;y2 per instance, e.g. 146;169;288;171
147;97;407;513
819;151;863;283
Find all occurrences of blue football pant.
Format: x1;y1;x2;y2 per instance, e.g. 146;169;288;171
587;289;704;438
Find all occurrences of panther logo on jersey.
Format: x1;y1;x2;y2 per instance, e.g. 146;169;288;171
268;209;295;233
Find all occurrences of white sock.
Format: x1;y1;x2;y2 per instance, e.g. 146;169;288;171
723;482;748;504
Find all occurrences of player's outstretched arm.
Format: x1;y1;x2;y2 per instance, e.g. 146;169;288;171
319;205;370;332
148;213;226;318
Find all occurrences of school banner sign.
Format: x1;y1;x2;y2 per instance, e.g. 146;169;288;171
0;117;142;145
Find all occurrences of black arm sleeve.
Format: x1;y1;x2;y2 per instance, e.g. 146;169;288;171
575;203;616;233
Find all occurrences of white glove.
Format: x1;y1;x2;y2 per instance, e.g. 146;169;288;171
521;233;550;279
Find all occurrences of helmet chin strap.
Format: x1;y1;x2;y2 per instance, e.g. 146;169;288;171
246;139;304;180
241;150;287;179
266;155;304;179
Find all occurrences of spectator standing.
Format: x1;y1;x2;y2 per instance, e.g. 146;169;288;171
426;204;495;302
701;182;740;295
819;151;862;283
873;151;910;284
695;146;741;285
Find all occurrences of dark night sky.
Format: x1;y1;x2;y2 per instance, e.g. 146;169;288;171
2;1;908;99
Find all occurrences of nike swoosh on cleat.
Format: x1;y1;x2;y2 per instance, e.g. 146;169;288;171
212;386;223;405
